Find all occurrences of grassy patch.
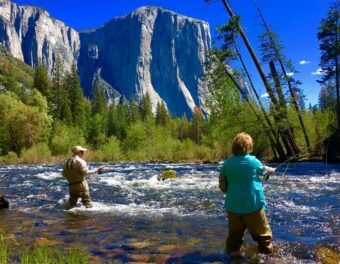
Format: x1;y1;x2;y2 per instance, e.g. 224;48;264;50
0;234;90;264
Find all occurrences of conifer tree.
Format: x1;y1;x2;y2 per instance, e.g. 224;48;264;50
317;0;340;128
92;82;107;115
180;113;190;141
155;101;170;127
139;92;153;122
51;55;71;122
33;63;51;99
68;63;86;129
108;103;129;140
190;107;205;144
128;96;141;123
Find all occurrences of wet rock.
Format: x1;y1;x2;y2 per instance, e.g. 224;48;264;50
0;196;9;209
157;170;177;181
35;237;62;246
128;239;155;249
316;246;340;264
157;244;178;253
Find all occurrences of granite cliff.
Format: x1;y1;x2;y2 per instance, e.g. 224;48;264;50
0;1;211;116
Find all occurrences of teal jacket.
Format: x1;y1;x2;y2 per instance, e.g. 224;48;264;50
220;154;266;214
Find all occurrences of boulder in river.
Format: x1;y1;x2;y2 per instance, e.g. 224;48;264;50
157;169;177;181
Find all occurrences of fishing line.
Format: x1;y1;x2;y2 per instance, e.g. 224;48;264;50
274;136;331;178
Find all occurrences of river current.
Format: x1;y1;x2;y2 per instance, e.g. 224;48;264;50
0;162;339;263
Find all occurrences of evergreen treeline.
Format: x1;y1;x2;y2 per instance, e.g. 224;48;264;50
0;54;212;163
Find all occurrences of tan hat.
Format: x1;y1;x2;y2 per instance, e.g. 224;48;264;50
71;146;87;153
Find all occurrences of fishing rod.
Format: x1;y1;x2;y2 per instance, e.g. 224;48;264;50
272;136;330;178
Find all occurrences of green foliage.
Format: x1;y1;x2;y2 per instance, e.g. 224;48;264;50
128;96;141;123
20;143;52;164
67;64;86;130
51;55;72;124
155;101;170;127
92;136;122;162
107;104;128;140
20;246;90;264
0;92;51;155
139;92;154;122
317;1;340;85
33;63;51;98
92;82;107;115
190;107;205;144
0;234;8;264
50;121;86;156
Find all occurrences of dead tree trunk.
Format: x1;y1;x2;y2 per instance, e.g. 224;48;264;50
219;0;301;158
254;0;311;149
222;62;283;159
234;42;286;158
270;61;300;156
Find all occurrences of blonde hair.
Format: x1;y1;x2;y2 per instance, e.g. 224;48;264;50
232;132;253;155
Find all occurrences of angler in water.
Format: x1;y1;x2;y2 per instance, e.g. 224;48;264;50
62;146;105;209
219;132;276;256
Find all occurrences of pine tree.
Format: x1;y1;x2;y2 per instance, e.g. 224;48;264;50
68;63;86;129
139;92;153;122
33;63;51;99
128;96;141;123
51;55;68;120
190;107;205;144
317;0;340;128
92;82;107;115
155;101;170;127
108;103;128;140
180;113;190;141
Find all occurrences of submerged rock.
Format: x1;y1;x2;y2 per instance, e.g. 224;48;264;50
157;169;177;181
316;246;340;264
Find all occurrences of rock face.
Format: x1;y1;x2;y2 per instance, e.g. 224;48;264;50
0;0;80;72
0;1;211;117
79;6;211;116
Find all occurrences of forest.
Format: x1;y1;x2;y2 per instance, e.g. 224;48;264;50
0;0;338;164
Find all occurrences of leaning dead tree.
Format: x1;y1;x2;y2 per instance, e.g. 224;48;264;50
253;0;311;150
216;19;286;159
206;0;302;159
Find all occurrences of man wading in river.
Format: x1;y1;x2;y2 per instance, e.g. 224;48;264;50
219;132;276;256
62;146;105;209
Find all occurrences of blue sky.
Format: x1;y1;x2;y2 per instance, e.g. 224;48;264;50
13;0;332;106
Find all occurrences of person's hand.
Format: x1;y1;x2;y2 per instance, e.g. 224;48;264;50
97;165;106;174
269;167;276;175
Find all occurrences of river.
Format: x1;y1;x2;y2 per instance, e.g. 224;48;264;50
0;162;339;263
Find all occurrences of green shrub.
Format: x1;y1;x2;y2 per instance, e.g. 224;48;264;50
0;151;18;164
50;122;86;156
19;143;52;164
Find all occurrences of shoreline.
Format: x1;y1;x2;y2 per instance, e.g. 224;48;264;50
0;156;333;166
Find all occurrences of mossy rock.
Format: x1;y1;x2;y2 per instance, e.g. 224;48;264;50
157;170;177;181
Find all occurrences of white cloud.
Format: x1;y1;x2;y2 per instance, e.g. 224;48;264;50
260;93;269;98
299;60;310;65
286;72;294;77
311;68;324;75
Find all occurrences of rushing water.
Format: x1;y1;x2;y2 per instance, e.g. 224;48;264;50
0;162;339;263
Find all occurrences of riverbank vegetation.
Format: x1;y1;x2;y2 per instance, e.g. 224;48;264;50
0;1;338;164
0;233;90;264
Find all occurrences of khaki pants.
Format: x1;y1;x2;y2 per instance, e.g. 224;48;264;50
68;188;93;208
226;209;273;254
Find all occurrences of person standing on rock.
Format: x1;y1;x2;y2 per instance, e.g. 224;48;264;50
62;146;105;209
219;132;276;256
